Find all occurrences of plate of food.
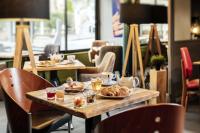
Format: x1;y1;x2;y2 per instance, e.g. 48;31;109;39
37;61;56;67
63;78;85;93
97;85;133;99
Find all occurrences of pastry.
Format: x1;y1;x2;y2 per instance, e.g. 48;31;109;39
100;85;130;97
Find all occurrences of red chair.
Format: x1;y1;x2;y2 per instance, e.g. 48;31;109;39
180;47;200;108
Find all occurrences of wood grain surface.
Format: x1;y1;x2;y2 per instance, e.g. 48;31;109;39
26;88;159;119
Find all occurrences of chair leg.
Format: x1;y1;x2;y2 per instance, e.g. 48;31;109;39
181;93;186;107
185;94;189;111
68;122;71;133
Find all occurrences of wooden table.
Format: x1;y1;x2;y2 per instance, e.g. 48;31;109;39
26;88;159;133
23;60;86;80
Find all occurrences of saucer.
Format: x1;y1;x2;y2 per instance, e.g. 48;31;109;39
102;80;117;86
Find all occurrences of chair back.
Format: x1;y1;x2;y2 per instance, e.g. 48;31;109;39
88;40;107;62
92;40;107;47
94;45;122;72
0;68;54;133
98;52;116;72
94;104;185;133
40;44;60;60
180;47;193;78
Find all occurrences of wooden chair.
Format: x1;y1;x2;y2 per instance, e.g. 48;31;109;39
0;68;71;133
180;47;200;108
94;104;185;133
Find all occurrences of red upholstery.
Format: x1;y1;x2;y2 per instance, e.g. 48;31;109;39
180;47;200;108
186;79;199;90
180;47;193;78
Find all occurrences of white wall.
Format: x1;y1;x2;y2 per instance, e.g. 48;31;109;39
100;0;123;45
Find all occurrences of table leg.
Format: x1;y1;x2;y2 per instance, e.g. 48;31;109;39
85;115;101;133
50;70;60;86
75;70;78;81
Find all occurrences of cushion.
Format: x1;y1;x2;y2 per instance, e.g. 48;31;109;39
180;47;193;78
186;79;199;89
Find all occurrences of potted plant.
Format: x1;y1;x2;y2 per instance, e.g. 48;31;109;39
150;55;165;70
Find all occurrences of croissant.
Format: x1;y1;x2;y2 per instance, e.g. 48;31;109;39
100;85;130;97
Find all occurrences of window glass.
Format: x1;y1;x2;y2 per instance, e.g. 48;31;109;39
31;0;66;51
0;22;15;52
0;0;96;52
140;0;155;5
67;0;95;50
139;0;168;44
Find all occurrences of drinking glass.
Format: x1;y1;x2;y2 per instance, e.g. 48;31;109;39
86;92;96;104
91;79;102;91
46;87;56;100
55;86;65;101
74;96;86;108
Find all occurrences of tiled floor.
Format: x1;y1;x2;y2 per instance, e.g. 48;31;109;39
184;104;200;133
0;101;199;133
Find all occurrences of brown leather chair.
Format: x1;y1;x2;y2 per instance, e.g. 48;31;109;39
94;104;185;133
0;68;71;133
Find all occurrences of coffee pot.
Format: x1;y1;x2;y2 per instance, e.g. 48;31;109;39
49;53;64;63
118;76;140;88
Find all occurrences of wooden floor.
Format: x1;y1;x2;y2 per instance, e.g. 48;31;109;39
0;101;199;133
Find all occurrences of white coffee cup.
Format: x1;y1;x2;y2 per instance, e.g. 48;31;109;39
101;72;113;84
67;55;76;63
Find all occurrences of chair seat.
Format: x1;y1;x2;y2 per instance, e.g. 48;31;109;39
32;110;70;130
186;79;200;89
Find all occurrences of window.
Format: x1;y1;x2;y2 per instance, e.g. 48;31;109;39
66;0;96;50
0;22;15;52
139;0;168;44
31;0;66;51
0;0;97;52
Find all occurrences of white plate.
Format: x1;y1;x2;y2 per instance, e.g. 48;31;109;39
37;63;55;67
60;60;76;65
64;82;85;93
102;81;117;86
97;90;133;99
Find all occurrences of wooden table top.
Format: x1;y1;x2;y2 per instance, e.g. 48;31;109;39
26;88;159;119
23;60;86;72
